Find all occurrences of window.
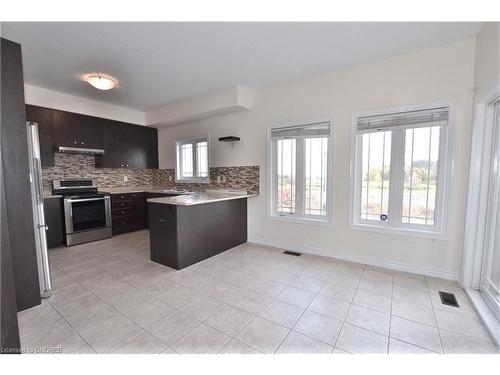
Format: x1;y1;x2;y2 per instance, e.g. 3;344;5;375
270;121;332;223
176;137;209;182
352;105;450;236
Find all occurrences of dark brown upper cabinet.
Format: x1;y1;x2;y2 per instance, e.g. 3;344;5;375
145;126;159;169
52;109;103;149
24;105;158;170
95;120;158;169
25;104;55;167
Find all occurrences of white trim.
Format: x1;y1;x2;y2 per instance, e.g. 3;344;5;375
465;288;500;347
462;88;500;288
267;215;334;227
267;117;335;226
349;222;448;240
248;236;458;281
175;136;210;183
349;100;455;238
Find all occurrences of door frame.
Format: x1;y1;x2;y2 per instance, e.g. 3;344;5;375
462;86;500;346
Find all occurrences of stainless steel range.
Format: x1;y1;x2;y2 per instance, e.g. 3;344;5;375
53;179;112;246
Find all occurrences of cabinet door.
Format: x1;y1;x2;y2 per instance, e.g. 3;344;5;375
146;127;159;169
144;192;174;228
51;109;81;147
25;105;54;167
52;110;103;148
123;124;147;168
79;115;103;148
132;192;147;229
95;119;124;168
43;198;64;248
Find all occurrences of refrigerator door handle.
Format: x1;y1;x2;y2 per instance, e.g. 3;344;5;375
27;121;52;298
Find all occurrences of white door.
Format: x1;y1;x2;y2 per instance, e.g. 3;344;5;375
481;101;500;321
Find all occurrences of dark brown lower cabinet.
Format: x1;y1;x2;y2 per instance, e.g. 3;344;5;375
144;192;176;229
44;198;64;248
111;193;146;234
148;198;247;270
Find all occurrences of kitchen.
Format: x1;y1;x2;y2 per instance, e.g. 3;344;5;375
1;19;499;359
31;104;256;249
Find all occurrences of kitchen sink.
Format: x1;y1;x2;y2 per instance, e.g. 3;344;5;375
160;189;195;195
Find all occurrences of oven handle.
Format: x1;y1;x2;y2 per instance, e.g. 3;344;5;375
64;196;110;203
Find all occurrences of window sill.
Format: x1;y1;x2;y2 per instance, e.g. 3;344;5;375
350;222;447;240
269;214;333;227
175;179;209;184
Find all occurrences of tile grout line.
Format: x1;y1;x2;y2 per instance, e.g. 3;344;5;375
331;263;365;353
45;296;98;354
427;277;445;354
209;254;339;353
272;264;336;353
387;270;395;353
50;262;172;353
33;235;490;354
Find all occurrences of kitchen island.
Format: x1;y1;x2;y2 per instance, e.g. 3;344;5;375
147;190;254;269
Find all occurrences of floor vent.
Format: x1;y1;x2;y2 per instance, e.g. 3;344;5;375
439;291;459;308
283;250;302;257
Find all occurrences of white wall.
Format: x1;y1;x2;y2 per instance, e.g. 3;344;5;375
24;84;146;125
157;39;476;279
146;86;254;126
473;23;500;100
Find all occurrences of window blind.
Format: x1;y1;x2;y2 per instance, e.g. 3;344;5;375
271;121;330;139
357;107;448;132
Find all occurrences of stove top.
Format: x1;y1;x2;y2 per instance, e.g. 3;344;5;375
52;178;106;196
61;191;110;199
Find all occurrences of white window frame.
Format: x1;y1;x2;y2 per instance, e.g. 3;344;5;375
175;136;210;183
349;101;455;239
268;119;334;226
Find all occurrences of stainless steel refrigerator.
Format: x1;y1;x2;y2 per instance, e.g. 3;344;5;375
26;121;52;298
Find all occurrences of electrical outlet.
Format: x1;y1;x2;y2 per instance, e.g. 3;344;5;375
168;175;173;182
123;175;128;182
216;176;221;183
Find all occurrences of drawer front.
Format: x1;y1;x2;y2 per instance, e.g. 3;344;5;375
111;193;136;202
112;200;132;210
111;193;144;201
112;216;137;229
112;207;133;218
111;192;146;234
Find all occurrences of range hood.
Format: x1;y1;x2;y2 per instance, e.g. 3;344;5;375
56;146;105;155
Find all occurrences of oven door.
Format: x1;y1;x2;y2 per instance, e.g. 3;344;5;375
64;196;111;234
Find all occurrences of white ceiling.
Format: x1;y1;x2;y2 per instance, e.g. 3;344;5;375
2;22;483;111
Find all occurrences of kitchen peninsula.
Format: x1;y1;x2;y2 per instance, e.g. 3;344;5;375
148;190;254;269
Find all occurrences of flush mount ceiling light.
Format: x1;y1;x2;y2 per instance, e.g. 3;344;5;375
85;74;117;90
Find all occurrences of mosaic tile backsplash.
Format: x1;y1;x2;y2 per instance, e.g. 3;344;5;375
42;153;259;194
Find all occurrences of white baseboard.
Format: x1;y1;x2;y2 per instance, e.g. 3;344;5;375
248;236;458;281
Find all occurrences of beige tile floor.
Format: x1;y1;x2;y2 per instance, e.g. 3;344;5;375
18;230;498;354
